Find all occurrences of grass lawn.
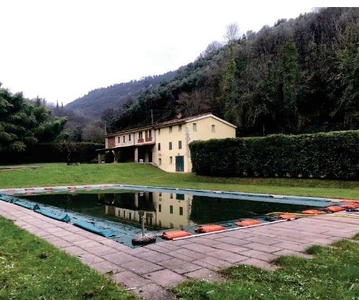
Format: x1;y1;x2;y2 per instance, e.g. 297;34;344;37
0;217;136;300
1;162;359;299
173;235;359;299
0;162;359;199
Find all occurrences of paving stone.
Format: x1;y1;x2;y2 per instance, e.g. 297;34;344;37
181;243;217;253
132;283;175;300
243;242;283;253
73;239;103;249
112;270;152;288
185;268;225;282
46;237;72;248
86;244;119;256
146;269;186;287
245;235;283;245
62;245;88;256
121;258;164;275
214;236;252;246
62;233;88;243
157;258;201;274
170;248;208;260
207;249;247;263
102;252;137;265
78;253;104;264
133;250;174;263
241;258;279;271
90;260;122;274
241;249;277;261
192;237;222;246
211;242;249;253
273;241;308;252
193;256;233;271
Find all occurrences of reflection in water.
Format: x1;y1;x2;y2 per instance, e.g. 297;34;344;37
20;191;315;231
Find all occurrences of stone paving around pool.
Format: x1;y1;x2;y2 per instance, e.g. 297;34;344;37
1;200;359;300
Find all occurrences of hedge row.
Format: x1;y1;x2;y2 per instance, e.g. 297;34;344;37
189;131;359;179
0;142;104;165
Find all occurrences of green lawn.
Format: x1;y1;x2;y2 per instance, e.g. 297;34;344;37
173;235;359;299
1;162;359;199
0;217;136;300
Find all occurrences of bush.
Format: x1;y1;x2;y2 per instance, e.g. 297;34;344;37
190;131;359;179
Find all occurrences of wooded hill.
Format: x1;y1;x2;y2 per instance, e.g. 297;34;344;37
65;72;176;117
66;7;359;137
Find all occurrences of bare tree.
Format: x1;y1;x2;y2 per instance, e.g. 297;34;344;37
200;41;223;58
224;23;240;44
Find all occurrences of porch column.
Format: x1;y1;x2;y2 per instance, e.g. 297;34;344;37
134;147;138;162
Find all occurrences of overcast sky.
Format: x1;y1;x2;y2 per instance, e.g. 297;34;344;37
0;1;355;105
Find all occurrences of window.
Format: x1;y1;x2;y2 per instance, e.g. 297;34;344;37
170;205;173;214
128;134;131;141
117;137;120;143
123;211;126;218
178;124;182;132
158;204;162;212
179;207;183;216
159;158;162;166
178;140;182;149
123;136;125;143
169;142;172;150
148;130;152;137
139;131;143;139
176;194;185;200
169;156;173;164
193;123;197;131
211;124;216;132
158;143;161;151
170;193;173;199
169;126;172;133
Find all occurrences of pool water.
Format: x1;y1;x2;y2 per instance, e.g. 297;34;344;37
15;188;333;247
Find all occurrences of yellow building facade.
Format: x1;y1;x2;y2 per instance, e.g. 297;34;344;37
102;113;236;173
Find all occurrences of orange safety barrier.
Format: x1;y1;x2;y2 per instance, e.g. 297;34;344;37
301;209;323;215
235;219;261;227
194;224;225;233
323;206;345;213
159;230;191;240
276;213;297;220
342;203;359;209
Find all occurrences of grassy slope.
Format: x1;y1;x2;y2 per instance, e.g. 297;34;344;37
0;163;359;199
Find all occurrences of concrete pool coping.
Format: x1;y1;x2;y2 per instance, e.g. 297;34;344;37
1;185;359;299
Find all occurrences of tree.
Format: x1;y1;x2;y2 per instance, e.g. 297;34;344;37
0;85;66;153
224;23;240;44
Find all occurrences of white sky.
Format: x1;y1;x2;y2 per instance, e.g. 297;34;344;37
0;1;356;105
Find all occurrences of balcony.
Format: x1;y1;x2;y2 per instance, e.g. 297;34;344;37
145;136;153;142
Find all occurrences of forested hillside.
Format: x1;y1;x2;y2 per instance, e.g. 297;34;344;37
65;72;176;117
100;7;359;136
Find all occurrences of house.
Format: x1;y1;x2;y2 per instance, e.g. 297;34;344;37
100;113;236;173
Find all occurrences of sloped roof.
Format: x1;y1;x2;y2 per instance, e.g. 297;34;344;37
105;113;236;137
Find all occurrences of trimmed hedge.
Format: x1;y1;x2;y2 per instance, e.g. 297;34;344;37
189;131;359;179
0;142;104;165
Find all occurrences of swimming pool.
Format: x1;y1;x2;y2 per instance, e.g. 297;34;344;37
0;184;335;247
